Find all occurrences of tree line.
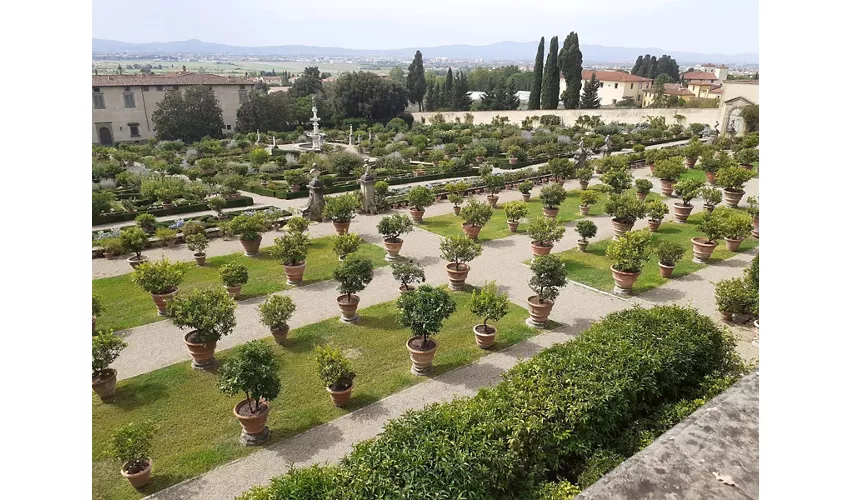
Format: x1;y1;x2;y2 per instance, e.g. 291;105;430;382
631;54;679;81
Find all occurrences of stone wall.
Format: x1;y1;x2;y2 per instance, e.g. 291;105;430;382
411;108;720;127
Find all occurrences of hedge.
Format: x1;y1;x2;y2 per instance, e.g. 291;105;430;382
239;305;743;500
92;196;255;225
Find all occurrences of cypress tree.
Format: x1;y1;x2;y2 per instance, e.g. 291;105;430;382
444;68;453;109
540;35;560;109
406;51;427;111
559;31;583;109
434;82;443;110
637;53;651;77
528;37;545;110
453;71;472;111
505;79;520;110
631;55;643;75
648;56;659;79
579;73;601;109
424;80;437;111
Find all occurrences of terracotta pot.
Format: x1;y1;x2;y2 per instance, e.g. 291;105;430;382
327;383;354;407
103;250;116;259
446;263;470;290
507;220;520;233
509;157;518;164
184;331;217;369
691;237;718;263
127;254;149;269
672;203;694;223
542;207;559;220
686;157;697;169
703;204;715;214
194;252;206;266
522;193;531;202
527;296;553;328
92;369;118;402
531;241;553;257
658;262;675;278
740;163;753;170
399;284;416;295
648;164;656;174
240;236;262;257
723;189;745;208
225;285;242;298
337;294;360;322
383;238;403;260
407;337;437;375
705;171;716;185
719;310;733;321
289;184;300;193
121;459;152;489
410;208;425;223
611;219;634;239
476;156;485;162
270;325;289;345
283;261;306;285
725;237;744;252
659;179;675;196
332;221;351;235
462;223;482;240
233;398;270;444
610;265;641;295
577;239;589;252
452;205;461;215
752;215;759;239
647;219;662;232
473;324;497;349
579;180;589;190
486;195;499;207
151;288;178;316
579;205;590;216
636;192;648;201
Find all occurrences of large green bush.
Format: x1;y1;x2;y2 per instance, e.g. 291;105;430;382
240;305;744;500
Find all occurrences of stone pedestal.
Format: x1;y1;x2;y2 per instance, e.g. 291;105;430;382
301;179;325;222
359;172;376;214
240;426;270;446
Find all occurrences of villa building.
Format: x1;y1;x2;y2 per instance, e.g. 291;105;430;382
561;70;654;107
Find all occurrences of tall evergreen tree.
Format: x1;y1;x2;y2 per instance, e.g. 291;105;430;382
631;55;644;75
424;80;437;111
434;82;443;110
559;31;583;109
540;36;560;109
528;37;545;110
152;86;225;142
579;73;601;109
406;51;427;111
505;79;520;110
444;68;453;107
452;71;472;111
648;56;659;79
636;54;651;77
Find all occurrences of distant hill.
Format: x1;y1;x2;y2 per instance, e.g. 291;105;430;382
92;38;758;65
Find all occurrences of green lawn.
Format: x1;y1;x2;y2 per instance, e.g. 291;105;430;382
92;290;540;500
420;187;659;242
93;236;388;332
548;211;759;296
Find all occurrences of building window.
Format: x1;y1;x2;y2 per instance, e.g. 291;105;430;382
92;93;105;109
124;86;131;91
156;86;163;91
123;93;136;108
630;83;634;89
226;124;232;130
129;123;140;137
612;99;617;105
141;86;149;91
239;85;246;90
238;89;248;104
614;83;618;89
93;86;100;92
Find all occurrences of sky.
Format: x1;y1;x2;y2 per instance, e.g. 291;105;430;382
92;0;758;55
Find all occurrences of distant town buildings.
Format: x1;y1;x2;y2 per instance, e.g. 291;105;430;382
560;70;654;107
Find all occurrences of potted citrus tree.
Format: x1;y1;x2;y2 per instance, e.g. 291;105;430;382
445;182;468;215
657;240;685;278
672;178;705;223
699;151;731;185
207;195;227;219
700;187;722;213
316;345;356;407
518;180;533;201
459;199;493;240
528;215;566;257
377;213;413;260
653;157;686;196
269;232;308;285
692;212;724;263
168;287;236;369
218;340;281;445
539;184;568;219
527;254;567;328
483;174;505;207
646;200;669;232
110;422;154;488
121;226;150;269
716;165;755;208
131;257;186;316
607;229;653;295
407;186;434;223
333;233;362;261
185;233;209;266
397;284;457;375
507;145;522;164
735;147;759;170
258;294;296;344
578;189;601;216
92;329;127;401
439;235;482;290
155;227;178;248
605;193;647;239
469;281;509;349
714;277;758;322
634;179;653;201
230;212;270;256
600;169;633;194
135;213;157;234
504;201;528;233
716;208;752;251
682;140;705;169
220;262;249;298
323;193;359;235
576;167;593;190
392;259;426;294
575;220;597;252
332;256;374;323
748;195;759;238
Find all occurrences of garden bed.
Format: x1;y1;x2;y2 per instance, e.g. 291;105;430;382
93;196;255;225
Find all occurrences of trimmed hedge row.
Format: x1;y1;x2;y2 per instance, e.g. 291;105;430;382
92;196;254;225
239;305;742;500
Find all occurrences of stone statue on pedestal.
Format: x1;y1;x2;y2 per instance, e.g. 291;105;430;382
348;125;354;146
574;140;591;170
359;162;376;215
300;164;325;222
256;130;261;145
600;135;613;158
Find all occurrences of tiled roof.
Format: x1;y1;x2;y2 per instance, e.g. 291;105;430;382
683;71;720;81
92;72;253;87
709;85;723;94
640;84;694;96
579;70;653;82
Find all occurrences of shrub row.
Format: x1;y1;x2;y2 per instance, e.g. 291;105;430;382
239;305;743;500
92;196;255;225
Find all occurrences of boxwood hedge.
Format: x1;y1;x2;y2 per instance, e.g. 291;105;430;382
240;305;743;500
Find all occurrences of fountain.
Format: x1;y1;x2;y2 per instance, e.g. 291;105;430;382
299;95;325;151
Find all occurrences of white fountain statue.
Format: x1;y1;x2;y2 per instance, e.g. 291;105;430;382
305;95;325;151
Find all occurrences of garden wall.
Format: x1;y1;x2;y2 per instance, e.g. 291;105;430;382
412;108;720;127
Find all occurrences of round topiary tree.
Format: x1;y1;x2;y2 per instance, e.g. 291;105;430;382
168;287;237;368
332;256;374;322
396;284;457;374
218;340;281;444
527;254;568;327
469;281;509;348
